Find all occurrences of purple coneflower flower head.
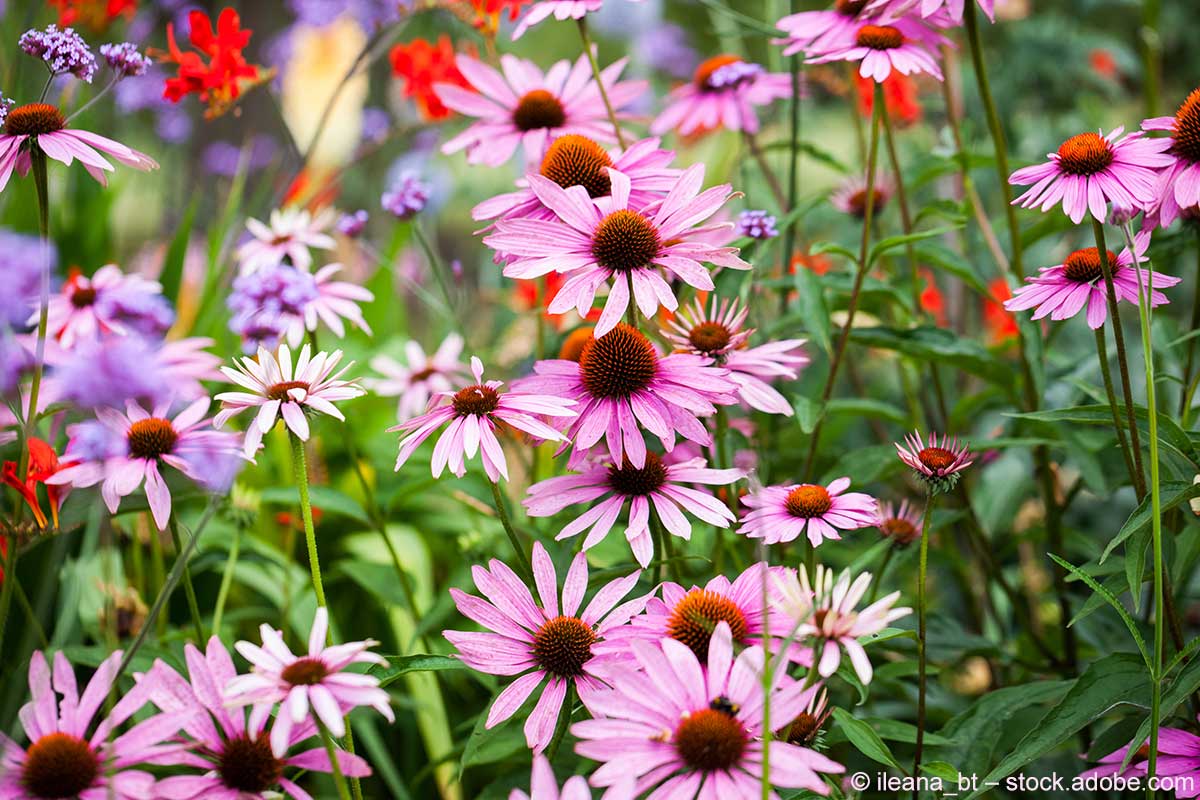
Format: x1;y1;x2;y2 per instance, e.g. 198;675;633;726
1079;723;1200;784
806;18;947;82
777;686;833;748
19;25;97;82
774;1;881;56
572;622;845;796
48;397;240;530
51;335;171;411
1003;230;1179;329
0;229;54;328
895;429;974;493
444;542;646;753
472;135;680;228
512;754;634;800
867;0;995;24
99;42;150;78
44;265;171;350
0;650;184;800
381;172;431;219
876;498;923;545
1009;128;1173;224
156;337;225;400
236;208;335;275
739;477;877;547
366;333;470;423
435;53;647;167
1142;87;1200;228
215;343;365;458
145;635;372;799
390;356;576;482
487;165;749;336
607;562;803;664
227;263;318;352
736;209;779;239
226;607;393;757
651;54;792;137
773;565;911;684
831;171;894;217
337;209;369;237
524;451;742;567
0;102;157;192
517;323;737;468
663;296;808;416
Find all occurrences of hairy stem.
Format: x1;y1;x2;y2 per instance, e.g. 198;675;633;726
290;433;327;608
913;490;935;798
490;480;534;583
576;19;627;149
1093;328;1140;496
168;515;206;643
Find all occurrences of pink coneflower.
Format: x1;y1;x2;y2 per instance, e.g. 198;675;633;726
236;208;336;274
435;53;646;167
47;397;239;530
214;344;365;459
1142;87;1200;228
663;296;808;416
831;171;894;218
1079;725;1200;784
524;452;742;567
512;0;645;40
225;607;393;757
738;477;878;547
367;333;469;423
573;622;845;796
0;101;157;192
0;650;183;800
145;635;372;799
895;429;974;493
775;1;882;57
158;337;225;398
806;19;947;82
867;0;995;23
510;754;634;800
777;687;832;748
472;135;680;226
43;265;168;349
285;264;374;348
390;356;576;482
650;54;792;137
608;563;801;663
486;166;749;336
1003;230;1179;329
444;542;645;753
1009;128;1173;224
876;498;923;545
516;323;738;468
773;565;911;683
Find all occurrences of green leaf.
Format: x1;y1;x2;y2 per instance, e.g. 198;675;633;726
792;265;831;355
827;398;907;425
1099;481;1200;606
936;681;1071;779
850;326;1012;385
160;197;198;304
373;654;465;688
831;707;904;770
1119;646;1200;771
1010;405;1199;468
913;242;991;297
1049;554;1150;669
793;396;824;434
867;225;964;268
809;240;859;264
964;654;1150;799
461;694;529;769
920;761;962;782
865;718;951;746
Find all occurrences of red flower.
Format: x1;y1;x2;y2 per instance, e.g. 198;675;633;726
160;8;263;118
48;0;136;31
1;439;76;530
919;269;947;326
1089;49;1118;81
469;0;533;25
856;72;922;128
389;36;472;122
513;274;600;330
790;251;833;276
983;278;1019;345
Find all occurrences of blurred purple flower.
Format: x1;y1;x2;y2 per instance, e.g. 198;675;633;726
382;172;431;219
20;25;97;82
361;106;390;144
53;336;169;411
227;263;318;353
0;230;55;329
0;331;31;395
60;419;124;462
288;0;403;29
0;93;13;127
635;23;698;79
100;42;150;78
737;210;779;240
155;106;192;143
202;136;278;177
97;283;175;338
337;210;369;237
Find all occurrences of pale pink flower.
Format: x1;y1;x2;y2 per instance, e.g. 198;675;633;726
895;429;974;493
485;166;749;336
435;53;646;167
285;264;374;348
225;607;393;758
512;0;645;40
651;55;792;136
510;754;634;800
876;498;923;545
43;265;168;350
236;208;336;275
806;18;948;82
366;333;470;423
831;171;894;218
774;2;883;56
1142;88;1200;228
866;0;995;24
444;542;646;753
738;477;878;547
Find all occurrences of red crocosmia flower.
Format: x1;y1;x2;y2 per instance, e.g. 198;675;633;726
275;506;325;532
983;278;1019;345
2;439;76;530
1089;49;1118;80
48;0;137;31
467;0;532;32
856;72;921;127
389;36;472;122
161;8;263;118
513;274;600;330
919;269;947;326
791;251;833;276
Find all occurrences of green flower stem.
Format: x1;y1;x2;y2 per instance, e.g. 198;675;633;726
779;52;803;313
317;719;354;800
1091;218;1146;495
802;81;884;476
211;521;242;637
576;18;627;149
290;433;327;608
744;130;788;212
0;538;18;654
760;551;772;800
168;515;206;643
1093;328;1141;498
411;223;455;315
866;544;896;606
20;147;52;488
879;97;921;314
489;480;534;584
912;490;935;799
650;510;680;584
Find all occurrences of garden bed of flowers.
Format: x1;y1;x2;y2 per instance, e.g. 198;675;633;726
2;0;1200;798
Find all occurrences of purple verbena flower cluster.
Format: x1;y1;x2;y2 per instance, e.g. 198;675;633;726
737;209;779;239
0;229;55;328
227;262;318;352
338;210;369;237
19;25;97;82
99;42;151;78
382;172;431;219
708;60;764;89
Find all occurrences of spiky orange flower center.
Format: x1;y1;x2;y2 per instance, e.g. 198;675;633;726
880;517;919;545
5;103;65;137
688;322;732;355
694;54;743;90
21;732;99;799
512;89;566;131
280;656;329;686
785;484;832;518
607;452;667;496
847;188;887;217
781;711;825;745
452;384;500;416
667;589;749;661
532;615;596;677
1056;132;1115;176
1062;248;1117;283
578;323;658;399
856;24;904;50
1171;88;1200;163
674;703;748;772
218;734;285;793
917;446;955;473
127;418;178;460
592;209;661;274
541;135;613;198
266;380;310;401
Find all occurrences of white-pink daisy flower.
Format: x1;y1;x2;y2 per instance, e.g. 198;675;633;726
738;477;878;547
284;264;374;348
235;208;336;275
650;55;793;137
866;0;995;24
511;0;646;40
366;333;470;423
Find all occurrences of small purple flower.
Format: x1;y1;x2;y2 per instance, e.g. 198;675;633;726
53;336;169;411
19;25;97;82
337;210;369;237
635;23;698;80
708;60;765;89
0;332;31;395
96;283;175;338
99;42;150;78
736;209;779;239
202;136;278;177
382;172;430;220
0;93;13;127
361;106;391;143
0;229;55;328
155;105;192;143
227;263;318;353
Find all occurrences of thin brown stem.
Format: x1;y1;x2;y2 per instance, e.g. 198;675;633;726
1094;328;1140;496
576;19;627;149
